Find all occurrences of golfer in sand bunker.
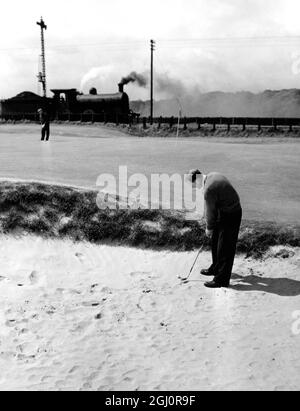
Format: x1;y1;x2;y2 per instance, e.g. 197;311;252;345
187;170;242;288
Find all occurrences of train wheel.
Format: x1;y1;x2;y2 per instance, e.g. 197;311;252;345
83;110;95;122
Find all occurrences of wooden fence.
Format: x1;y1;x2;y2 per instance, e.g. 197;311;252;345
2;113;300;131
146;116;300;131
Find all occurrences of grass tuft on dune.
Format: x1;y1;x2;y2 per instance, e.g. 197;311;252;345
0;181;299;258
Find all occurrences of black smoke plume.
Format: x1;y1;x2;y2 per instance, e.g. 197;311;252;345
120;71;148;87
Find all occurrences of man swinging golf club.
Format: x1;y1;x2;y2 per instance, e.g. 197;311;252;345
187;169;242;288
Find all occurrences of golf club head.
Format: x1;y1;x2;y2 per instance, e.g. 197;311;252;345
178;275;189;284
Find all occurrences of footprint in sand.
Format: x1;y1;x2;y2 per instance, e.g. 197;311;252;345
0;351;16;360
101;287;113;295
75;253;85;264
5;319;17;328
70;320;91;333
90;284;99;294
114;312;126;323
130;271;152;278
41;376;52;383
87;371;100;382
19;328;29;335
248;361;258;368
82;301;100;307
68;366;80;374
69;289;82;296
29;271;39;285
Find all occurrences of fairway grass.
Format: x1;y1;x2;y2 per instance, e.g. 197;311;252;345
0;123;299;224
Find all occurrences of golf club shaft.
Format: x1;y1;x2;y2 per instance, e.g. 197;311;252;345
185;244;204;280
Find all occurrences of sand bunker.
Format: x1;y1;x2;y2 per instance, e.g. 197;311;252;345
0;235;299;391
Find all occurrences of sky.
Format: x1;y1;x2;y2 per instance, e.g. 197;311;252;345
1;0;300;99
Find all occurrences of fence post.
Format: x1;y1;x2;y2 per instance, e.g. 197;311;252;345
183;117;187;130
258;122;261;132
197;118;201;130
143;117;147;129
289;124;293;132
158;116;162;129
212;122;216;132
227;123;231;133
170;116;174;129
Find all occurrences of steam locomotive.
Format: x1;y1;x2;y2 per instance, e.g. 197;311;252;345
0;83;136;122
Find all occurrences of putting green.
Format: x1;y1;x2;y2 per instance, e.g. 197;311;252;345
0;124;299;224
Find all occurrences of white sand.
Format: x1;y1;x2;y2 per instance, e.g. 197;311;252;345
0;235;299;391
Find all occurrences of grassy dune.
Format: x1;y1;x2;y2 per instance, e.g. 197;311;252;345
0;181;299;258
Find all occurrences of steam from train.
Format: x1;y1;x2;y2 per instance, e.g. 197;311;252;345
120;72;148;87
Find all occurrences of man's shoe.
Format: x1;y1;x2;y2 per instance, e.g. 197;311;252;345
200;269;215;277
204;280;229;289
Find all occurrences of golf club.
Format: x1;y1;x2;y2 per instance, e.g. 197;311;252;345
178;244;204;283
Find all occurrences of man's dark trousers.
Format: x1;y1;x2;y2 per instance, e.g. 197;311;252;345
41;123;50;141
210;207;242;286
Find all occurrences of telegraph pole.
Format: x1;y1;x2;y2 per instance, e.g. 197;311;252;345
150;39;155;125
37;17;47;98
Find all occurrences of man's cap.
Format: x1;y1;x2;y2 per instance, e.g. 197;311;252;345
186;169;202;183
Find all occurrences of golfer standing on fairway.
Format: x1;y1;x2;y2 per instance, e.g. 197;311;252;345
187;170;242;288
38;108;50;141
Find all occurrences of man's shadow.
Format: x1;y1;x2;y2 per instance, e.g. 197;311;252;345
231;272;300;297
